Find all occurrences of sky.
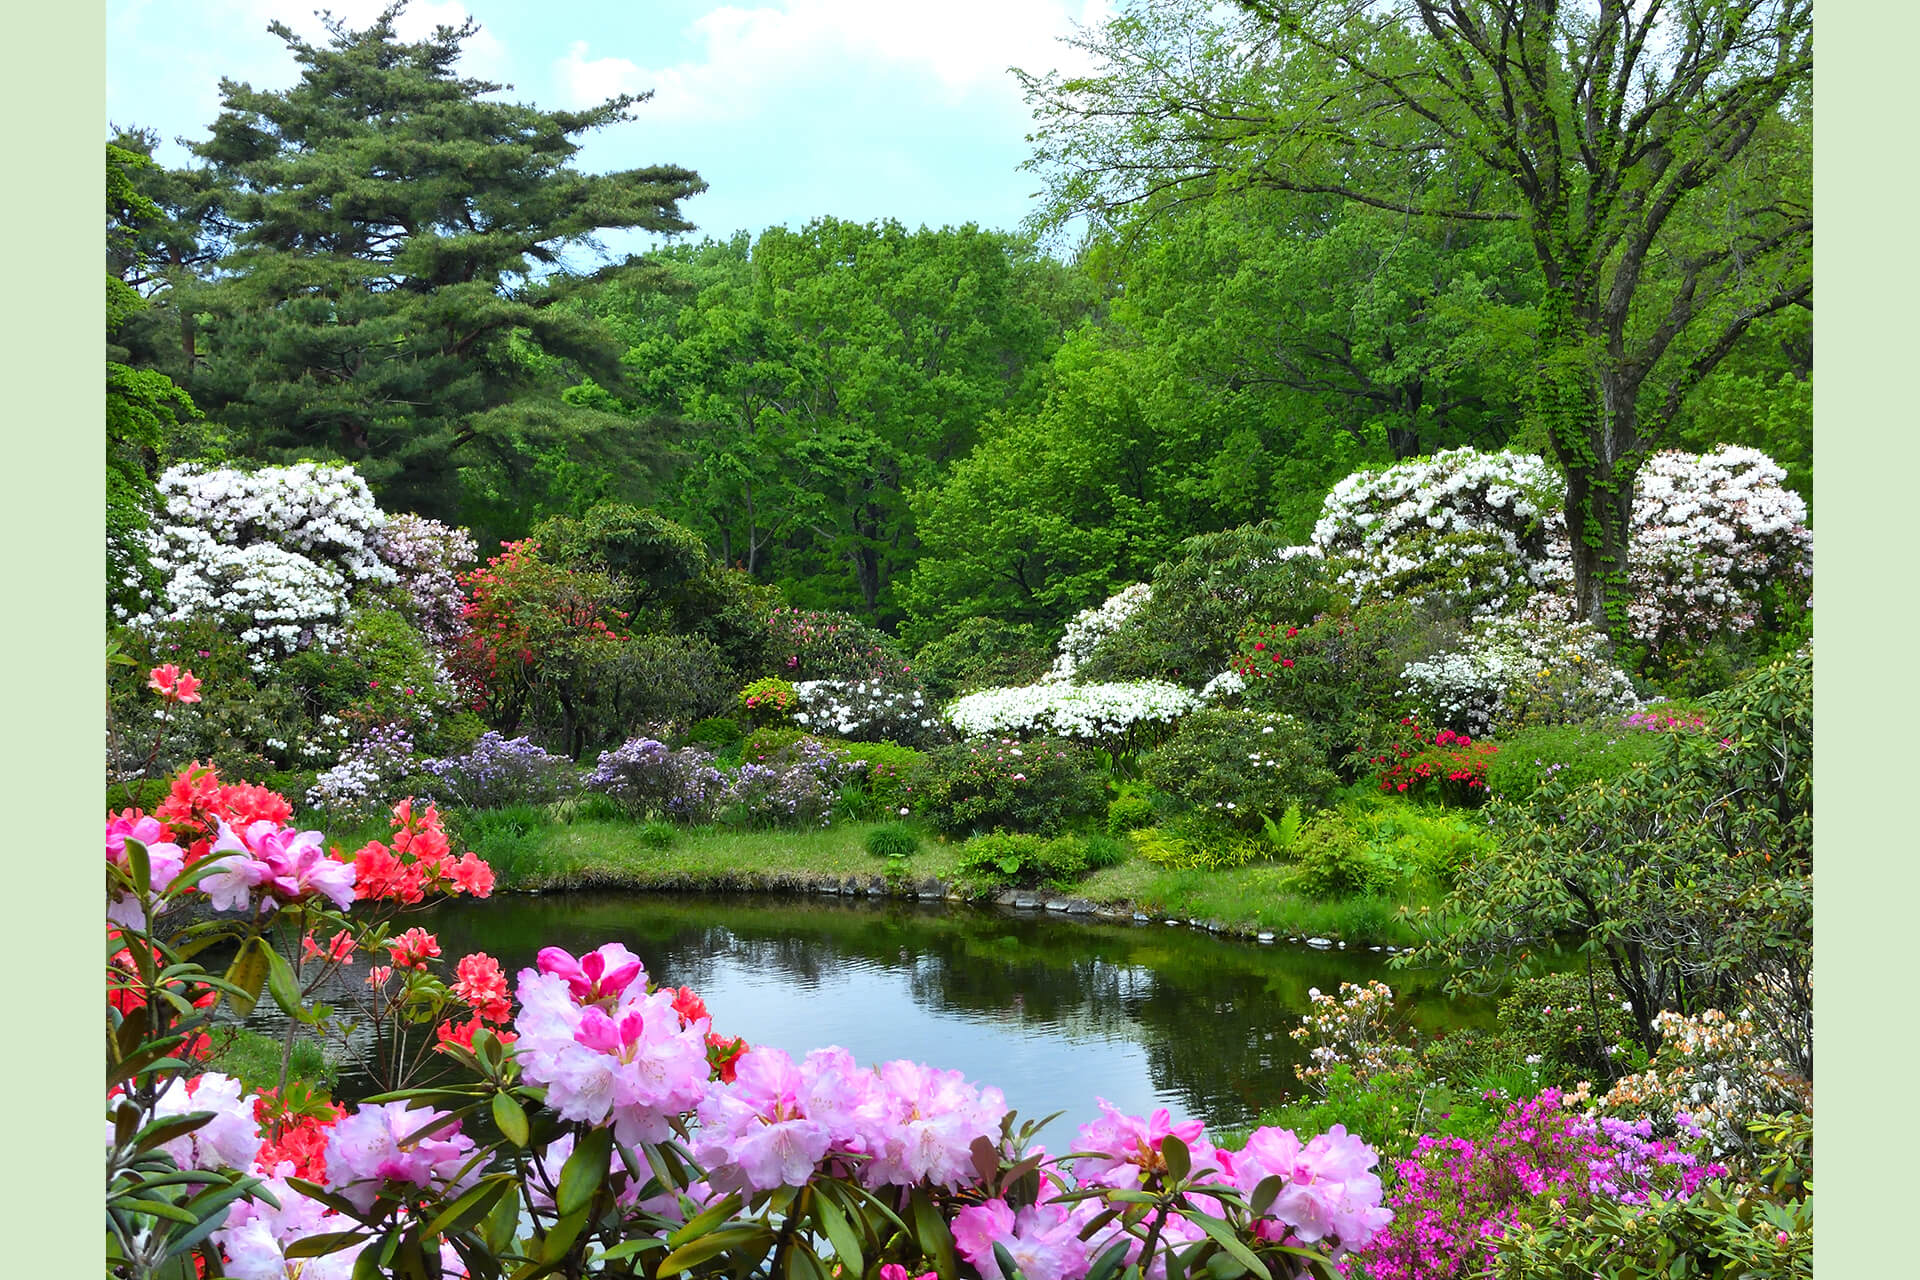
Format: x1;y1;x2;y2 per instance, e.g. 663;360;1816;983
106;0;1116;257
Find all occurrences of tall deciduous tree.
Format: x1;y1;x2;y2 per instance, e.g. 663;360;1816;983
1021;0;1812;632
173;3;706;522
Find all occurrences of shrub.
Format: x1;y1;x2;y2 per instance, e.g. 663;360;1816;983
913;736;1107;837
1105;793;1156;834
1131;817;1268;872
955;832;1092;888
1495;970;1638;1084
1235;600;1458;749
1290;812;1386;897
740;725;807;765
1080;525;1341;685
548;632;736;752
864;823;920;860
1080;833;1127;870
945;680;1200;757
418;731;576;810
720;736;857;829
831;741;929;816
1335;801;1494;890
793;676;946;748
1352;717;1497;804
738;676;797;725
1483;723;1666;802
911;617;1052;702
584;737;729;821
1398;615;1640;738
1143;707;1337;829
686;716;745;749
636;820;677;850
1044;584;1154;681
766;606;912;683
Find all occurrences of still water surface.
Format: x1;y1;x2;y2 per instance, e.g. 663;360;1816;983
374;892;1494;1135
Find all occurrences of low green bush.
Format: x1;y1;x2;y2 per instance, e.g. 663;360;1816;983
864;823;920;859
637;820;677;850
911;617;1053;702
1143;707;1337;829
914;737;1107;837
740;725;808;765
1105;793;1156;834
1080;833;1128;870
1132;816;1268;872
956;831;1098;889
1483;723;1664;801
686;716;745;749
738;676;798;726
832;741;930;816
203;1026;336;1094
1494;970;1639;1083
1289;812;1385;897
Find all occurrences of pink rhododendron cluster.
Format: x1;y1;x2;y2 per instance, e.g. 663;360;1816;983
324;1100;478;1213
693;1044;1009;1194
105;811;185;928
512;945;713;1146
202;818;357;914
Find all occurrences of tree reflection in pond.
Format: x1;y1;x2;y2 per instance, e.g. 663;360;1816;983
400;893;1494;1132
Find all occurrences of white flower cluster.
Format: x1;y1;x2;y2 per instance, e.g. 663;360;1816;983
1198;669;1246;701
128;462;397;667
793;678;942;746
948;679;1199;743
1312;448;1568;614
1399;616;1639;737
1617;446;1813;651
1046;584;1153;681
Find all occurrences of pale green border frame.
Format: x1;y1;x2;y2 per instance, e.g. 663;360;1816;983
4;1;1897;1273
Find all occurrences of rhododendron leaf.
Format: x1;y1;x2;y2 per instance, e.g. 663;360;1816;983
970;1135;1001;1184
124;837;152;896
424;1174;516;1238
133;1111;215;1154
813;1188;864;1277
482;1177;523;1255
1248;1174;1282;1217
557;1126;614;1217
1183;1211;1265;1277
284;1230;375;1260
266;946;308;1023
992;1242;1021;1280
656;1226;776;1275
1202;1247;1249;1279
491;1092;530;1148
908;1188;958;1280
223;938;270;1019
286;1176;368;1220
119;1197;200;1225
667;1192;746;1247
1162;1133;1191;1182
1085;1237;1133;1280
596;1237;668;1263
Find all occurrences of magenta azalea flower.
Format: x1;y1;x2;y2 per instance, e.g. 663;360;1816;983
200;819;355;913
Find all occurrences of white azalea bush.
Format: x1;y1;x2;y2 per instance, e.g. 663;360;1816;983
1312;448;1568;616
1047;583;1153;681
1399;617;1640;737
948;679;1201;754
128;461;399;666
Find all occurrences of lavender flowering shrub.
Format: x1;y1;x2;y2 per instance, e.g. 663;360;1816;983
418;731;576;810
586;737;729;821
720;736;861;828
305;723;415;819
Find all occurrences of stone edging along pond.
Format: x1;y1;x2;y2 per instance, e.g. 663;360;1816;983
503;868;1417;956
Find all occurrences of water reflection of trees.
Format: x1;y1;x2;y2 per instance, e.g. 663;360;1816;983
423;894;1491;1126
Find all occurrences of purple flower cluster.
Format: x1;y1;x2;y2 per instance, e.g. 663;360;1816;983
586;738;730;820
420;731;576;809
375;513;478;646
721;738;855;828
305;723;416;817
1362;1089;1726;1280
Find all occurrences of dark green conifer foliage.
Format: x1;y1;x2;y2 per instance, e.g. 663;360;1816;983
182;3;706;520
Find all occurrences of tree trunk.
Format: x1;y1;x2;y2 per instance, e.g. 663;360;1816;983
1538;319;1639;637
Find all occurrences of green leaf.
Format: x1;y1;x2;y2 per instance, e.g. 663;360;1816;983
224;937;270;1019
422;1175;515;1238
1182;1210;1266;1277
556;1125;613;1216
909;1187;958;1280
125;837;153;897
284;1231;374;1259
266;945;307;1022
813;1185;863;1276
1086;1237;1134;1280
655;1226;775;1275
491;1092;530;1148
666;1192;745;1247
1161;1134;1190;1183
595;1237;667;1263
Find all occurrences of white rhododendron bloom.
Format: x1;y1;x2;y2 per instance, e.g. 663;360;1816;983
1046;584;1152;682
1399;616;1639;737
948;680;1199;743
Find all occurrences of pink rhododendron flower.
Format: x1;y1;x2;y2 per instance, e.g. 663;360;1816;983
1073;1099;1222;1188
147;1073;264;1174
864;1058;1008;1189
386;927;441;970
536;943;646;1006
148;664;203;703
323;1101;476;1213
694;1046;836;1192
1228;1124;1391;1253
201;819;356;913
953;1197;1093;1280
212;1173;340;1279
105;811;186;928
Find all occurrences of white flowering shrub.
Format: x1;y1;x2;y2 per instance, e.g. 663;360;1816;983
1399;616;1639;737
1617;446;1813;657
1046;584;1153;681
376;513;479;646
947;679;1200;752
793;678;948;748
131;462;399;667
305;723;416;819
1312;448;1568;616
1588;1007;1809;1158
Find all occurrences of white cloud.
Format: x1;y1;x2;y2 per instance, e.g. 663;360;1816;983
554;0;1111;120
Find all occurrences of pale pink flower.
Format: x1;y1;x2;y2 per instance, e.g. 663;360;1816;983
953;1197;1092;1280
323;1101;476;1213
105;812;186;928
1228;1124;1391;1253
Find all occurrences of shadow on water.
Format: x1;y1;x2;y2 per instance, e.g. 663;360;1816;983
327;891;1497;1135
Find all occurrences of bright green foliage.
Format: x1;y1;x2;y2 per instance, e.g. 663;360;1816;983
160;7;705;527
830;741;928;816
1239;601;1458;753
1413;649;1812;1063
1105;793;1156;835
685;717;745;749
913;737;1107;837
1080;525;1340;685
1288;813;1387;897
1132;819;1269;873
738;677;798;726
1484;724;1667;803
864;823;920;860
911;617;1053;702
1144;708;1336;830
1493;971;1639;1085
955;832;1097;890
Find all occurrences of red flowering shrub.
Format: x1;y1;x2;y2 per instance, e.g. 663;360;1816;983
1359;717;1498;805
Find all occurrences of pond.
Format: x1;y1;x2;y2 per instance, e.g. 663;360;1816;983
291;891;1489;1136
